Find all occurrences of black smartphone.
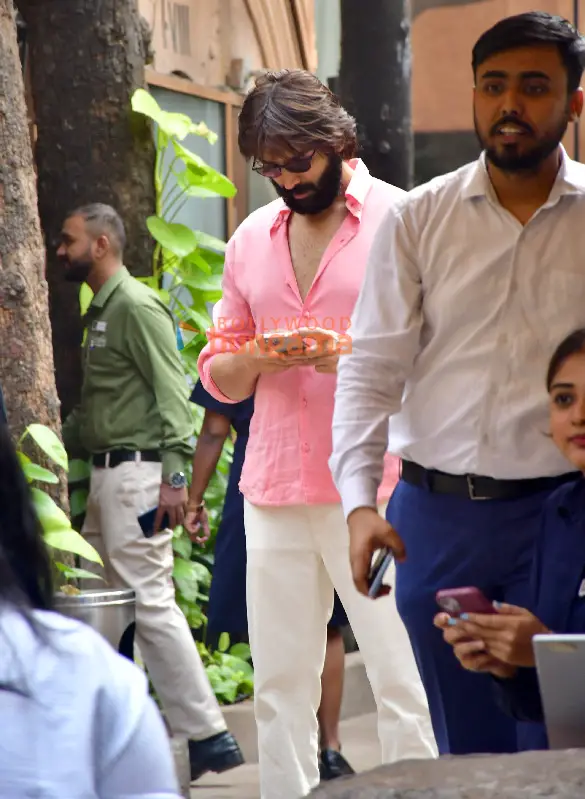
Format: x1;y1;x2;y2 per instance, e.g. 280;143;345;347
137;507;170;538
367;548;394;598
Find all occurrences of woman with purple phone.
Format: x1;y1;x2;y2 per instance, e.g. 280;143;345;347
435;329;585;744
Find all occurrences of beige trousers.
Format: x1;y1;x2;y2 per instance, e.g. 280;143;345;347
81;460;226;740
244;501;437;799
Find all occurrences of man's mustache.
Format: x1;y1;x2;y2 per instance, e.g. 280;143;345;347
490;116;533;136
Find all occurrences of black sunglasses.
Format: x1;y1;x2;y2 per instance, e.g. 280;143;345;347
252;151;315;178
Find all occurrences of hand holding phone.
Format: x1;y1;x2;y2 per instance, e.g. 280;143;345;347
138;507;170;538
436;587;497;617
261;330;307;355
367;548;394;599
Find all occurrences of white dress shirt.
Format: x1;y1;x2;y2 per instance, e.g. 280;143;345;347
0;607;181;799
330;147;585;519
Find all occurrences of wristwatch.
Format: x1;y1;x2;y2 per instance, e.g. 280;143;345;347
166;471;187;489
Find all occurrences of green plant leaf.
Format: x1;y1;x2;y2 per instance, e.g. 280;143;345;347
194;231;227;253
230;642;252;661
21;462;59;484
70;488;89;518
146;216;197;258
184;250;212;275
173;558;200;603
55;562;103;582
43;524;103;565
172;533;192;560
31;487;70;531
218;632;230;653
79;283;94;316
172;141;237;198
68;459;91;483
131;88;163;122
25;424;68;470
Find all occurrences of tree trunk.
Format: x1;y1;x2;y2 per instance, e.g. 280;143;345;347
17;0;156;418
0;0;61;439
338;0;413;190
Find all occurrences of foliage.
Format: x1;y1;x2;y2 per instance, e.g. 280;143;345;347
130;88;252;703
17;424;102;585
197;636;254;705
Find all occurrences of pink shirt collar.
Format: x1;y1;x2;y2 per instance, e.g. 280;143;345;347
270;158;372;232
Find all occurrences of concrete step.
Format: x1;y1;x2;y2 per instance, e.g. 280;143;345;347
220;650;375;764
192;712;380;798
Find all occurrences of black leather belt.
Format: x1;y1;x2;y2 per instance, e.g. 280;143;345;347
401;459;579;501
92;450;161;468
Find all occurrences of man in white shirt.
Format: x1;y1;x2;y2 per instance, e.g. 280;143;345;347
331;11;585;756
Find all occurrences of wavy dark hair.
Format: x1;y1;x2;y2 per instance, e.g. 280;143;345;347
0;423;53;613
547;329;585;391
238;69;358;162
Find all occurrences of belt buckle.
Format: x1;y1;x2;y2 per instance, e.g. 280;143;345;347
466;474;489;501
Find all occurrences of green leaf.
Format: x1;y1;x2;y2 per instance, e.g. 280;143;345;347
184;250;212;275
21;462;59;484
182;273;223;293
55;562;104;582
25;424;68;470
218;632;230;653
173;558;200;603
68;459;91;483
172;141;237;199
132;89;195;141
31;487;71;532
44;527;103;565
172;533;192;560
70;488;89;518
230;642;252;661
79;283;94;315
131;88;163;123
194;231;227;254
146;216;197;258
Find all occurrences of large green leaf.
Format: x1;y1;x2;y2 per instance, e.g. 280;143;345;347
31;487;72;532
44;528;103;565
25;425;68;470
68;459;91;484
22;462;59;484
176;172;220;199
172;141;237;199
194;231;227;254
55;562;103;582
70;488;89;518
146;216;197;258
184;250;211;275
173;558;200;603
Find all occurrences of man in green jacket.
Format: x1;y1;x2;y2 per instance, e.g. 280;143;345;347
59;203;243;783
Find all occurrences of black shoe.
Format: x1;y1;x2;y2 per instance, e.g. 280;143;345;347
319;748;356;781
188;731;245;782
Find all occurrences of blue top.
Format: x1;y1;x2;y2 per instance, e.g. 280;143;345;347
495;476;585;723
0;608;181;798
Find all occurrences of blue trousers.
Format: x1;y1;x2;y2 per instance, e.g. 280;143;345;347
387;479;550;755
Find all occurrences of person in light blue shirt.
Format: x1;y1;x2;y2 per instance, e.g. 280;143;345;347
0;422;181;799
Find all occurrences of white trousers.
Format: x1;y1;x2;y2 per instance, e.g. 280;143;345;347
82;461;226;740
244;501;437;799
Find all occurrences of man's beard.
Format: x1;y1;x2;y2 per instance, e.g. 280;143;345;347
271;154;343;215
475;111;569;173
62;254;93;283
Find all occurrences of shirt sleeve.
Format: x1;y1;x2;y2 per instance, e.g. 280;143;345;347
329;203;423;519
124;302;194;479
93;635;182;799
190;378;241;420
197;237;256;404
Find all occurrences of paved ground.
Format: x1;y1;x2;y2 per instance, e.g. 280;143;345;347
190;712;380;799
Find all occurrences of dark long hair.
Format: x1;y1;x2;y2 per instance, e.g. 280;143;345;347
0;423;54;613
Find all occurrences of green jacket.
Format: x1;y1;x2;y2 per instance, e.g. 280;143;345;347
62;267;193;479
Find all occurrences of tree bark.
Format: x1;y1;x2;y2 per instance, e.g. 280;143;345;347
17;0;156;418
338;0;413;190
0;0;61;438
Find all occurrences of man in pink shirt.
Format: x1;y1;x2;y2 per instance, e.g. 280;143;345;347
198;69;436;798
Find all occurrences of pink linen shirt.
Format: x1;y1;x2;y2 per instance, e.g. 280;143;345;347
198;159;404;506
